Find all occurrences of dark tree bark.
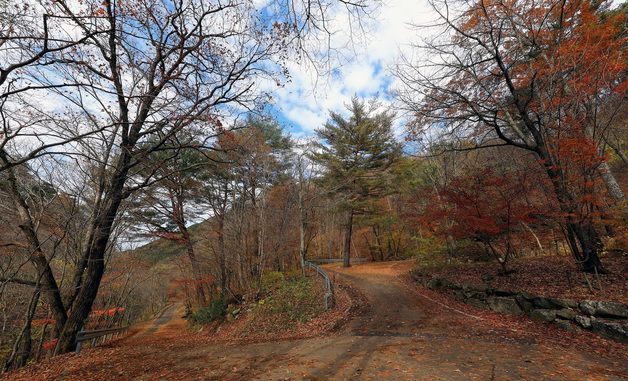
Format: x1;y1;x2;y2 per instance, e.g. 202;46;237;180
216;217;228;295
342;209;354;268
396;0;622;273
541;157;606;273
181;227;207;306
0;150;68;335
3;286;40;371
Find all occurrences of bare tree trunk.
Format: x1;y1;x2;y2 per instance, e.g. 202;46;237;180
598;161;624;201
55;149;132;354
257;193;266;282
445;235;456;263
1;151;67;335
35;323;49;361
485;241;509;274
372;226;385;261
3;286;40;371
607;141;628;164
298;186;307;275
342;209;354;268
216;216;227;296
521;221;543;253
567;221;605;273
542;157;606;273
181;228;207;306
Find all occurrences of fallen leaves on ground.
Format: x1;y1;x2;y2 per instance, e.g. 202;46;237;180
416;254;627;304
401;270;627;364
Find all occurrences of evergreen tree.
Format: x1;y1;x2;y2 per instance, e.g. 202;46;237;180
312;98;401;267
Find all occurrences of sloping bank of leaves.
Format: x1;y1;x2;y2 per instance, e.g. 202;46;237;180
193;271;356;343
247;272;325;332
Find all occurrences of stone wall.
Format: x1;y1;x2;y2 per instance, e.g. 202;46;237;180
413;274;628;343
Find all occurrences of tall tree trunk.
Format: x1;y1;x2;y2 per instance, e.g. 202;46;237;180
372;226;385;261
542;159;605;273
566;221;605;273
598;161;624;201
216;216;227;295
606;139;628;165
342;209;354;268
181;228;207;306
257;194;266;282
35;322;49;361
4;286;40;371
298;188;307;275
445;234;456;263
55;151;131;354
1;152;68;335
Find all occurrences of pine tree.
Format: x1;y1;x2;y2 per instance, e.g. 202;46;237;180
312;98;401;267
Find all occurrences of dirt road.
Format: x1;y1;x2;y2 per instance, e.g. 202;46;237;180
6;261;627;380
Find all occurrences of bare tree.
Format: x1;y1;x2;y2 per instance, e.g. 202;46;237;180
0;0;377;361
396;0;625;272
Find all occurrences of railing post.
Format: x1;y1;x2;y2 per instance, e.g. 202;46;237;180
75;329;84;353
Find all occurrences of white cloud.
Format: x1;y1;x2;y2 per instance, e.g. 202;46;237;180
274;0;435;135
285;106;326;134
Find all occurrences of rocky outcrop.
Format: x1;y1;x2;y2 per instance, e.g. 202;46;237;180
487;296;523;315
579;300;628;319
589;318;628;343
412;272;628;343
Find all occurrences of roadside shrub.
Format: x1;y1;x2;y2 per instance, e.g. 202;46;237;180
251;274;324;331
410;235;448;260
260;271;286;292
189;297;226;325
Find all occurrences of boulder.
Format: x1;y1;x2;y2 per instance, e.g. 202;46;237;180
554;319;576;332
472;284;490;293
515;294;534;313
487;296;523;315
427;277;447;290
453;290;465;302
462;284;489;293
579;300;597;315
518;291;534;301
595;301;628;318
590;318;628;343
464;290;487;300
552;298;579;309
410;271;423;282
532;297;558;309
529;309;556;322
555;308;577;321
494;289;516;297
467;298;486;309
579;300;628;318
448;282;463;290
481;274;495;282
575;315;592;329
530;297;577;309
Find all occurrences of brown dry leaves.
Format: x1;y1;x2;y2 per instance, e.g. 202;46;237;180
426;254;627;304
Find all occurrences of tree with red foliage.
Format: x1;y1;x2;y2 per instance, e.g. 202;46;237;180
398;0;626;272
442;167;542;273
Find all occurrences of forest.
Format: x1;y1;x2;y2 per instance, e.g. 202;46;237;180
0;0;626;379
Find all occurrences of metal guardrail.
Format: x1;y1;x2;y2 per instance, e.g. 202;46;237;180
304;261;334;310
309;257;369;264
75;326;128;353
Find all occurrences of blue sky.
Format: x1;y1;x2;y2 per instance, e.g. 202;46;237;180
256;0;435;138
